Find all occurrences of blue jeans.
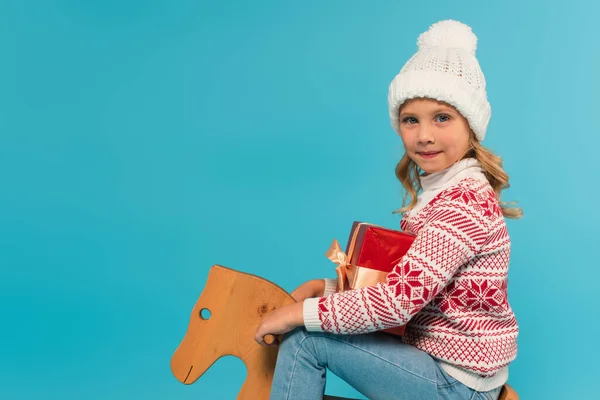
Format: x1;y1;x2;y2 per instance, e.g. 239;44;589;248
270;327;503;400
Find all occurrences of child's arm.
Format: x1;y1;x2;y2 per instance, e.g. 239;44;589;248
289;278;338;302
303;185;493;334
323;278;338;296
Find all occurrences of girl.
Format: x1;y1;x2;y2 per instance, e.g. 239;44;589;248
255;19;521;400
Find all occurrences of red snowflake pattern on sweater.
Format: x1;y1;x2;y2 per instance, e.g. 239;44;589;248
315;178;519;377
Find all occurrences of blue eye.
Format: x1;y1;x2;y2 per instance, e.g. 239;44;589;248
436;114;450;122
402;117;418;124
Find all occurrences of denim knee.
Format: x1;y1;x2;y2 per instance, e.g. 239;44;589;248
280;327;314;350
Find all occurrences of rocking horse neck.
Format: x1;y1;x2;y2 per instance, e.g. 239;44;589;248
237;347;275;400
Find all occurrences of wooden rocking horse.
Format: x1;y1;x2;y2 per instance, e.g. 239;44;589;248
170;264;519;400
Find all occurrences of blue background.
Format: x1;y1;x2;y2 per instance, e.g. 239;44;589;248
1;1;598;399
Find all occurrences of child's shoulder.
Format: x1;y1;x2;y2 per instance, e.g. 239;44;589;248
437;176;502;220
403;176;500;228
441;176;494;201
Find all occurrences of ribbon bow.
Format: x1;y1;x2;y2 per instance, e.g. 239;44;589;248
325;239;353;292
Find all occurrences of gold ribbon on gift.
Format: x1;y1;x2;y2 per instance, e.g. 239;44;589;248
325;223;370;291
325;223;393;293
325;239;355;292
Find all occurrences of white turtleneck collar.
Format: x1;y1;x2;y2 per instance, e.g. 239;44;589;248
420;157;485;191
407;158;488;218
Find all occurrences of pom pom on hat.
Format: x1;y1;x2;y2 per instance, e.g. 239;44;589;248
417;20;478;55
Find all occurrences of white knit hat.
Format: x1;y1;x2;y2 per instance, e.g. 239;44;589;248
388;20;491;141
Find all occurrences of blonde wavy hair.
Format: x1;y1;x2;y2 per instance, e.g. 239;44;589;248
393;122;523;220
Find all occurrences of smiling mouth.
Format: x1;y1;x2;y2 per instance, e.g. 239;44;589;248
417;151;442;158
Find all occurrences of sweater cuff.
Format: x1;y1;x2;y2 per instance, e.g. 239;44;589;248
323;278;338;296
303;297;324;332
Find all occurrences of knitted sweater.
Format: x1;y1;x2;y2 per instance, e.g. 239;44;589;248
303;158;519;391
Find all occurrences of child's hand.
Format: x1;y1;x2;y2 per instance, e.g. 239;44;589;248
290;279;324;302
254;302;304;347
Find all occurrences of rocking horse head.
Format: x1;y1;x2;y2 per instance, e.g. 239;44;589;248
170;264;295;398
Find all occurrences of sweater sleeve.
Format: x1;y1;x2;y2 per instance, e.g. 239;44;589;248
323;278;338;296
303;195;491;334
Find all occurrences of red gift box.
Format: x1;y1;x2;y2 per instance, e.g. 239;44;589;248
325;221;416;336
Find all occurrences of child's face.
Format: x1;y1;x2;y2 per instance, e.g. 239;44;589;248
398;98;471;174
